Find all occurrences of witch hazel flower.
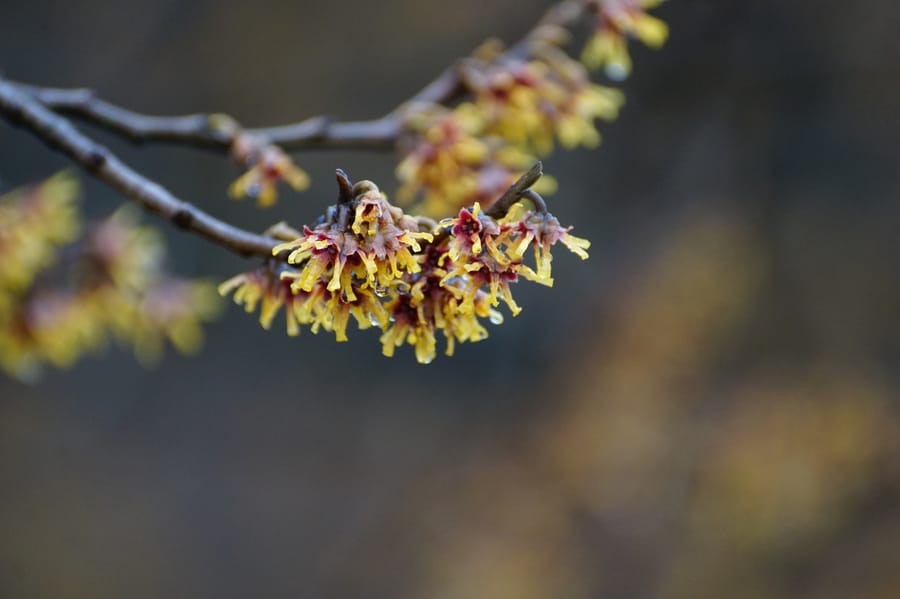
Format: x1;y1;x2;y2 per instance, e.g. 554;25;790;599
396;107;543;217
438;201;525;316
458;51;624;155
0;172;81;292
582;0;668;80
380;245;503;364
218;263;306;336
228;131;310;208
218;262;389;343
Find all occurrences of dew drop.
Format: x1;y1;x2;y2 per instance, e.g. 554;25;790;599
605;62;628;82
489;312;504;325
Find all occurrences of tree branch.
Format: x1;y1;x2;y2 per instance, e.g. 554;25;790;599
0;79;278;258
12;83;399;152
8;1;584;154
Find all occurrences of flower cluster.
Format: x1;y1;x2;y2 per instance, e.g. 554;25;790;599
394;18;638;218
439;200;591;315
0;176;220;381
582;0;669;79
221;170;589;364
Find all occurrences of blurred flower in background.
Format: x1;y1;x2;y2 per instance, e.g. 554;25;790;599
0;177;220;381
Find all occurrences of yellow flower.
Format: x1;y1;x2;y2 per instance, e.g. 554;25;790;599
396;109;547;217
128;280;221;366
439;285;501;357
501;202;591;287
438;202;525;316
0;175;220;380
229;136;310;207
582;0;668;79
380;248;504;364
0;291;105;382
461;56;624;154
218;264;305;336
83;206;165;291
274;184;431;302
0;172;81;292
380;291;438;363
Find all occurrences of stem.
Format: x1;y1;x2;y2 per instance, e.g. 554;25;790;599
485;161;545;219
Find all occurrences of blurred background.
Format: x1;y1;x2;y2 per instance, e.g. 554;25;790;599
1;0;899;597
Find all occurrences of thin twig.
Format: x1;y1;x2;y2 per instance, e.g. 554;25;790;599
13;84;399;152
486;162;545;219
0;79;278;258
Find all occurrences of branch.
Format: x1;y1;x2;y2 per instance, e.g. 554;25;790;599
9;1;584;153
13;83;399;152
0;79;278;258
485;162;546;219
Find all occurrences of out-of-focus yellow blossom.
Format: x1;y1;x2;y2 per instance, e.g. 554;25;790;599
125;280;221;366
82;207;165;291
0;172;81;292
582;0;668;79
396;109;555;217
0;291;106;382
228;134;310;208
75;208;221;365
460;55;624;155
219;264;304;336
0;175;221;381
